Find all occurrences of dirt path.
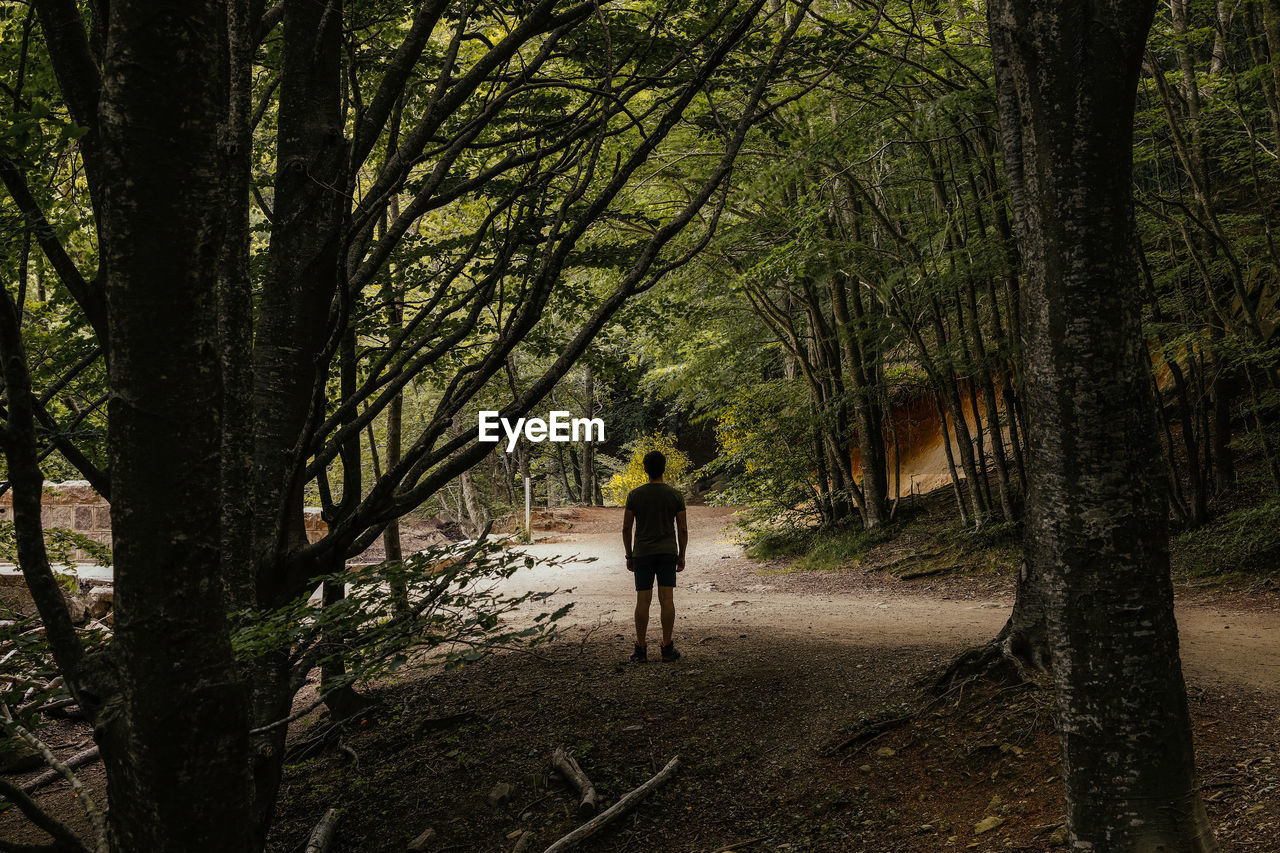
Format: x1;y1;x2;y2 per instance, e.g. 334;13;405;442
501;505;1280;695
8;505;1278;853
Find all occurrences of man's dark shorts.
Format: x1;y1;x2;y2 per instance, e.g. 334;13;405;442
633;554;678;591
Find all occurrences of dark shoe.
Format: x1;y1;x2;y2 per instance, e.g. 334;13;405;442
630;643;648;663
660;642;681;662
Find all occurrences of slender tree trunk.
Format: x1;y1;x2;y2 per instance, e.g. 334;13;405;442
929;298;989;524
248;0;346;840
97;2;253;849
582;366;597;505
1209;324;1236;492
382;158;406;610
831;274;889;528
989;0;1218;847
555;440;576;503
320;324;372;720
460;469;483;532
935;395;970;527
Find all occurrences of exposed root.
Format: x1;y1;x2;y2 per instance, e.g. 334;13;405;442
827;627;1049;756
929;625;1048;695
825;706;920;754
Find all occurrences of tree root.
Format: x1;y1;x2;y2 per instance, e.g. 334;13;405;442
929;624;1048;695
827;627;1048;756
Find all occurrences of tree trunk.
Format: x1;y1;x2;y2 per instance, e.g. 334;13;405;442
831;274;889;528
97;1;253;849
934;394;970;527
248;0;346;840
382;173;407;611
219;0;258;612
988;0;1218;847
582;367;597;505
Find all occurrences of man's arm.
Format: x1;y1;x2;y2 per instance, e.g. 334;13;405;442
622;509;635;571
675;510;688;571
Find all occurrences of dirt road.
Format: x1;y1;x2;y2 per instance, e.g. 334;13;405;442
500;505;1280;695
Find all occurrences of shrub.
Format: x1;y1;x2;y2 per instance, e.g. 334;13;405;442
603;432;690;505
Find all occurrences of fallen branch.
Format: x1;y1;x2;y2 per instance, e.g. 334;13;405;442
304;807;341;853
1;714;105;853
550;746;598;816
825;711;916;754
0;776;91;853
20;746;101;794
541;756;680;853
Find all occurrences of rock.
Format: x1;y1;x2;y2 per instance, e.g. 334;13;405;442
62;592;88;625
406;827;436;851
1049;824;1069;846
86;586;114;620
0;738;44;773
875;747;895;757
986;794;1003;813
488;782;515;808
623;724;643;732
974;816;1005;835
859;764;872;773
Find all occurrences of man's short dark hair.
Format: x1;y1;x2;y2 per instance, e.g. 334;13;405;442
643;450;666;479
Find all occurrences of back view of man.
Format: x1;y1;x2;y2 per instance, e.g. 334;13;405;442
621;450;688;663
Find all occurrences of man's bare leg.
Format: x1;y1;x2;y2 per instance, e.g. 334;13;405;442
634;590;652;647
657;585;675;645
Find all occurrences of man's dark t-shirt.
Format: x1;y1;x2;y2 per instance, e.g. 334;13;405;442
625;482;686;557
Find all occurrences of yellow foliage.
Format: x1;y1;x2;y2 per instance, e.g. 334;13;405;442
603;433;690;506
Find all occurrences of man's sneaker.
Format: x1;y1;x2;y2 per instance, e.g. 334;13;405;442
630;643;648;663
660;642;681;662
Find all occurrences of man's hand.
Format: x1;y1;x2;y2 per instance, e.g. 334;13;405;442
622;509;635;572
675;510;688;572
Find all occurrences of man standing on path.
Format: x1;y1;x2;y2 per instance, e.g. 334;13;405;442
621;450;688;663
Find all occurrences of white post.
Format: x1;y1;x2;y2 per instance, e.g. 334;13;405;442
524;476;532;537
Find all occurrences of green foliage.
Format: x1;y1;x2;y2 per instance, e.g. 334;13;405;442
231;538;580;706
602;432;690;505
1175;498;1280;580
745;521;891;572
0;521;112;569
0;610;109;737
704;379;822;528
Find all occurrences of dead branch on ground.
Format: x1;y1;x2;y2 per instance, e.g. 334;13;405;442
540;756;680;853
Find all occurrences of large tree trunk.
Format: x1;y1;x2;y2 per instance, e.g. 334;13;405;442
248;0;346;840
97;1;253;849
251;0;345;600
988;0;1217;848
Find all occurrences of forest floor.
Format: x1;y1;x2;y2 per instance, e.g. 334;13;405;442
4;503;1279;852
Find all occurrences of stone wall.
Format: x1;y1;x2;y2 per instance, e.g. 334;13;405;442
0;480;112;565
